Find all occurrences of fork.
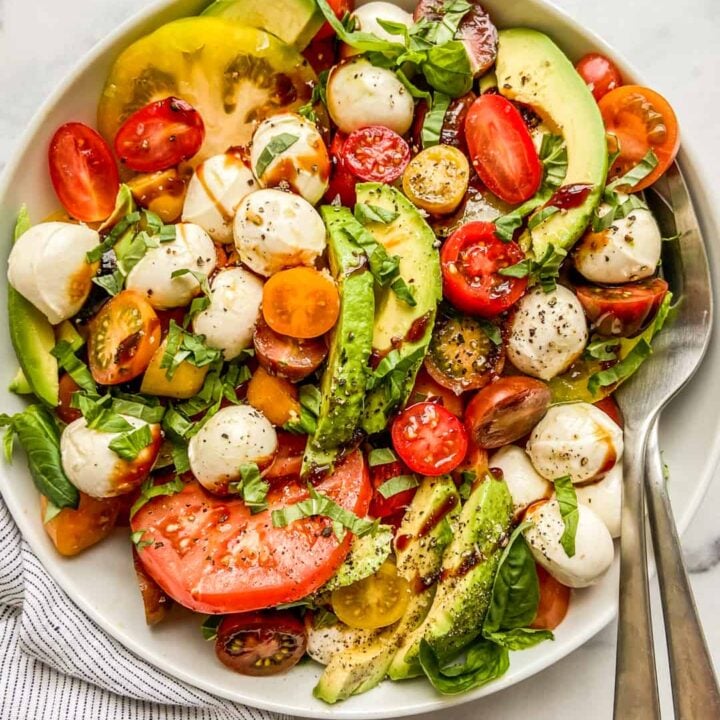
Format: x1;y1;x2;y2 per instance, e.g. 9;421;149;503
613;163;718;719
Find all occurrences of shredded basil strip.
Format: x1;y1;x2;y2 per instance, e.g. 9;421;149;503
131;529;153;550
354;203;400;225
200;615;223;641
553;476;579;557
51;340;97;393
171;268;213;322
109;424;154;462
585;338;620;362
161;321;223;380
377;474;419;499
283;384;321;435
421;92;451;148
130;475;185;520
368;447;398;467
171;441;190;474
255;133;300;177
229;463;270;514
607;149;659;193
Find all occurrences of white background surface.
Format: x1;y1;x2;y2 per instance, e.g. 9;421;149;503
0;0;718;717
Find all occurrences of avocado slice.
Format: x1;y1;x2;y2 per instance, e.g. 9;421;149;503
496;29;608;259
314;476;460;703
388;475;513;680
356;184;442;436
202;0;324;50
302;207;375;475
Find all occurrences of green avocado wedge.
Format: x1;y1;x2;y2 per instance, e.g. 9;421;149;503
302;207;375;476
356;184;442;435
495;29;608;260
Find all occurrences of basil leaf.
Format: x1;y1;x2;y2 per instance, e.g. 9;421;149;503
161;321;223;379
498;259;532;278
316;0;404;53
229;463;270;514
201;615;223;641
484;627;553;650
99;185;136;233
86;210;141;263
368;447;397;467
494;196;546;242
171;441;190;474
607;149;658;193
43;498;63;524
283;384;321;435
354;203;400;225
422;91;451;149
422;41;473;97
51;340;97;392
162;406;193;442
527;205;560;230
377;474;419;498
110;395;165;424
585;338;620;362
255;133;300;178
553;476;579;557
477;319;502;346
131;529;153;550
92;271;124;296
171;268;213;322
109;424;153;461
538;134;568;191
130;475;185;520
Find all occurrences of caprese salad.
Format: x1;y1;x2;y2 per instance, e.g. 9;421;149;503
1;0;680;702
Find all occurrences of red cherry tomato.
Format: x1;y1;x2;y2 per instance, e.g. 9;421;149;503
440;221;528;317
324;132;358;206
264;432;308;483
315;0;354;40
48;122;120;222
594;396;624;429
575;279;669;337
57;373;82;425
114;97;205;173
303;37;338;74
391;402;468;477
575;53;623;102
369;459;417;518
342;126;411;183
464;94;542;204
531;565;571;630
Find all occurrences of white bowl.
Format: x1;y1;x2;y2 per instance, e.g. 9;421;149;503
1;0;718;717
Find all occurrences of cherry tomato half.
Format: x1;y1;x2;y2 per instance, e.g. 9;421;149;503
408;367;465;417
324;132;358;206
531;565;571;631
343;126;411;183
594;396;624;429
114;97;205;173
48;122;120;222
369;459;417;518
303;37;338;74
575;278;669;337
599;86;679;191
464;94;542;204
315;0;354;40
215;611;307;676
440;221;528;317
575;53;623;102
391;402;468;476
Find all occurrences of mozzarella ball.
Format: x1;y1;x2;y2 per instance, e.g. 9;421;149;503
525;498;614;588
8;222;99;324
507;285;589;381
251;113;330;206
489;445;552;516
234;189;326;277
527;403;624;484
188;405;278;495
576;463;623;538
574;204;662;283
192;268;264;360
181;153;257;243
306;620;379;666
60;416;160;498
126;223;216;309
326;57;415;135
340;2;413;58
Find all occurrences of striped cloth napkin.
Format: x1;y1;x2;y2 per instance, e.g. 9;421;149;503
0;500;291;720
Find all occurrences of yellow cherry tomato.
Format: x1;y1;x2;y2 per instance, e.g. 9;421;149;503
403;145;470;215
331;562;411;630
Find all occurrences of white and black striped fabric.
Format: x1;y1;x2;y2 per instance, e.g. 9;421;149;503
0;500;291;720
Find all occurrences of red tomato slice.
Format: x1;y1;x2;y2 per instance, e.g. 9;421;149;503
391;402;468;477
464;94;542;204
440;221;528;317
303;37;338;74
315;0;354;40
114;97;205;173
132;450;371;613
264;432;307;483
324;132;358;206
369;460;417;518
575;279;668;337
575;53;623;102
343;126;411;183
57;373;82;425
48;122;120;222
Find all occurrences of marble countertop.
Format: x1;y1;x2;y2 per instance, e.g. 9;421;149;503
1;0;718;717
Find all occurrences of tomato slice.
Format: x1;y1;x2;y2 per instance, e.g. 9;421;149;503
324;132;358;206
48;122;120;222
303;37;338;74
215;611;307;676
131;450;371;613
531;565;570;631
342;126;411;183
391;402;468;476
114;97;205;173
575;279;668;337
575;53;623;102
369;459;417;519
88;290;162;385
464;94;542;204
440;221;527;317
599;86;679;191
315;0;354;40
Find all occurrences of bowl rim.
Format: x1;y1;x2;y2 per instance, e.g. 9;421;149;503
0;0;718;717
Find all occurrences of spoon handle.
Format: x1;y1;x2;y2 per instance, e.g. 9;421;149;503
614;423;661;720
645;422;720;719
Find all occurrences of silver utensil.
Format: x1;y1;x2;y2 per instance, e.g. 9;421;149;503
613;163;716;719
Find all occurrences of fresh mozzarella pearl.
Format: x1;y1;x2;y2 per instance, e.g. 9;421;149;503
489;445;552;516
576;463;623;538
251;113;330;206
188;405;278;495
507;285;589;381
7;222;99;324
326;57;415;135
527;403;624;484
234;189;326;277
574;203;662;283
181;153;258;243
340;2;413;58
525;498;614;588
306;621;379;666
126;223;216;309
60;416;159;498
192;268;264;360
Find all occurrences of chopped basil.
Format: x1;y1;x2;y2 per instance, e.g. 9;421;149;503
458;469;476;500
255;133;300;177
498;259;533;279
43;499;63;524
170;268;213;322
494;196;546;243
108;424;154;461
538;134;568;190
377;474;419;499
368;447;398;467
86;210;141;263
477;319;502;346
396;68;433;103
131;529;153;550
92;272;124;296
229;463;270;514
527;205;559;230
553;476;579;557
607;149;659;193
130;475;185;520
200;615;223;641
585;338;620;362
161;321;223;380
110;395;165;424
70;393;134;434
421;91;451;149
354;203;400;225
51;340;97;393
298;70;330;123
497;245;566;293
283;384;321;435
171;441;190;474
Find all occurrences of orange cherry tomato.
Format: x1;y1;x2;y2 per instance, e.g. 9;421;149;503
246;366;301;426
88;290;162;385
599;85;679;191
531;564;571;630
262;267;340;339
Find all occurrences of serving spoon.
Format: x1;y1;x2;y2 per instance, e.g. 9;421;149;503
613;162;719;719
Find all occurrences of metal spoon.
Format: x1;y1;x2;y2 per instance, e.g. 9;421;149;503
613;162;716;718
